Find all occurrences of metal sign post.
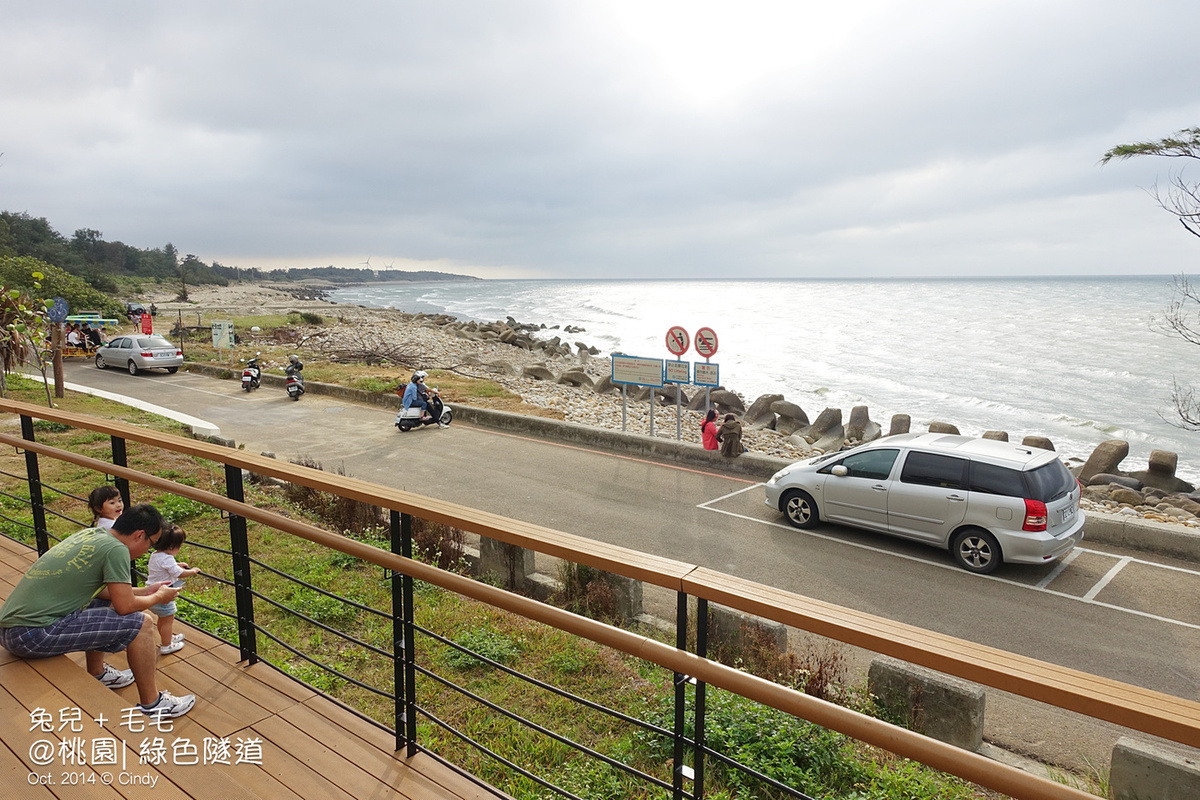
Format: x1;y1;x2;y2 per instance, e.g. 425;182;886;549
665;360;690;440
693;328;719;412
612;354;665;434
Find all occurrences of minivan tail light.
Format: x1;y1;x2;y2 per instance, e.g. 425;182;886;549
1023;499;1047;531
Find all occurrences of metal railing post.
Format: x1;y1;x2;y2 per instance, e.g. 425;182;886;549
109;435;130;507
672;590;689;800
19;415;49;555
695;598;708;800
391;510;406;752
225;464;258;663
400;511;417;757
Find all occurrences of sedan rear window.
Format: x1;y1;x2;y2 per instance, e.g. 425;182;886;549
135;337;175;349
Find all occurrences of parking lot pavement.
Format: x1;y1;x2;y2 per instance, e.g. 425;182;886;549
702;483;1200;633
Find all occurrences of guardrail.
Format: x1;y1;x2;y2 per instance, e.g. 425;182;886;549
3;398;1197;799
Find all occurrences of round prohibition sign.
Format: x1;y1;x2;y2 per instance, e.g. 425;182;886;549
665;326;690;356
694;326;718;358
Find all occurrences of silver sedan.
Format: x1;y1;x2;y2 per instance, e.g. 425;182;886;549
94;335;184;375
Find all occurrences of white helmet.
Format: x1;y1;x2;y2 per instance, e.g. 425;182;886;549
288;354;300;363
413;370;427;381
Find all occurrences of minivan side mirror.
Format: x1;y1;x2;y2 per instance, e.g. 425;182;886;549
831;465;849;477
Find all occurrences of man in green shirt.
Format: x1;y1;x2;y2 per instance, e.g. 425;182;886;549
0;504;196;718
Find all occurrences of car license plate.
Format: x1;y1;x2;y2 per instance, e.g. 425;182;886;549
1061;506;1076;525
154;352;171;358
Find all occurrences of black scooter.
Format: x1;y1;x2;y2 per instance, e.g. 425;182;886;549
285;362;305;400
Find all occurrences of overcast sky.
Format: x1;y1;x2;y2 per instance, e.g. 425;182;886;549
1;2;1198;279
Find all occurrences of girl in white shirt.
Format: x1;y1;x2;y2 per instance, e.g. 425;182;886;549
147;524;201;655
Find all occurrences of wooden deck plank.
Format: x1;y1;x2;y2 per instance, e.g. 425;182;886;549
294;696;510;800
276;701;493;800
0;666;181;800
158;658;275;738
176;650;307;716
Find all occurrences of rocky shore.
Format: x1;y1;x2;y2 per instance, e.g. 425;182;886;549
148;281;1200;529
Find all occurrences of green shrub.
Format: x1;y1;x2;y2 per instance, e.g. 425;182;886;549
155;493;207;523
445;628;522;669
32;421;71;433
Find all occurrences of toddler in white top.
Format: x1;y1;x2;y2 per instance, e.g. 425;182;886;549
147;523;201;655
87;485;123;530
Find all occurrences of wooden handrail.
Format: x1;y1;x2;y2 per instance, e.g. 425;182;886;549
0;429;1100;800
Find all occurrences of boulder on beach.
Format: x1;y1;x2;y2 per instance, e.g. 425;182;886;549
804;408;844;450
522;365;556;381
771;400;809;436
1128;449;1195;493
656;384;688;405
982;430;1009;441
845;405;881;443
1022;435;1055;452
592;375;621;396
745;394;783;428
557;369;594;389
889;414;911;436
1078;439;1130;484
1087;473;1141;489
709;389;746;416
928;421;960;435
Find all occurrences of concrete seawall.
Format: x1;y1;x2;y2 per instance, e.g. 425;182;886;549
183;363;1200;563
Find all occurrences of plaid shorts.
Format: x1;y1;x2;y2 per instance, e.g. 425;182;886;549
0;600;143;658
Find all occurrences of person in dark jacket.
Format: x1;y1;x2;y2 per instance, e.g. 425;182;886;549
717;413;745;457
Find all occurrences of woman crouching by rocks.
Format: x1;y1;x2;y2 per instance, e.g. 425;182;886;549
717;413;745;457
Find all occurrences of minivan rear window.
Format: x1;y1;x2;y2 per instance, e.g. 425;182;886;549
968;462;1026;498
1024;459;1076;503
968;459;1075;502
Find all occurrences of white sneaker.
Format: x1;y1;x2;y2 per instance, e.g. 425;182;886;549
438;422;449;428
138;691;196;718
170;632;185;644
159;640;185;655
96;663;135;689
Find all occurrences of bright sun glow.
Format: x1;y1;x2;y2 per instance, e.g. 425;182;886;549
599;1;884;106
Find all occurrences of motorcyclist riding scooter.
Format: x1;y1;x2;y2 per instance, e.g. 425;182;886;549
395;370;452;431
284;354;305;400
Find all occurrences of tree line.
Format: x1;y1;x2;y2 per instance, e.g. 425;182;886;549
0;210;479;297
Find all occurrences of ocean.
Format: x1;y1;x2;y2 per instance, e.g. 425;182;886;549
330;276;1200;482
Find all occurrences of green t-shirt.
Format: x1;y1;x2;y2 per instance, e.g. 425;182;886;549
0;528;132;628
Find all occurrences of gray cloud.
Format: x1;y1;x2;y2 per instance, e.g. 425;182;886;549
1;0;1197;277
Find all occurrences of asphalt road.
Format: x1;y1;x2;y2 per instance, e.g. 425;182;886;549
51;361;1200;766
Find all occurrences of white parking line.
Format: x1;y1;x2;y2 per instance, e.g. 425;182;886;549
701;483;1200;632
1036;548;1081;589
1082;556;1132;602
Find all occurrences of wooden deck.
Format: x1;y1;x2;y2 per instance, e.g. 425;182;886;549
0;536;508;800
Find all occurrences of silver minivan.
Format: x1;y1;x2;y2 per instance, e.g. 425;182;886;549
764;433;1085;573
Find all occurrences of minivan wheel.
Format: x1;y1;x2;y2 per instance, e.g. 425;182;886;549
951;529;1002;574
781;490;819;529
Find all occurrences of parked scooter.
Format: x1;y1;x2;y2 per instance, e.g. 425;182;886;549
394;387;452;431
284;355;305;401
240;353;262;392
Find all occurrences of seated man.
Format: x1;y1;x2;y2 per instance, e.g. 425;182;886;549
0;504;196;718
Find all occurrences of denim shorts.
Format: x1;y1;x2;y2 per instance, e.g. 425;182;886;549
150;600;177;618
0;599;142;658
